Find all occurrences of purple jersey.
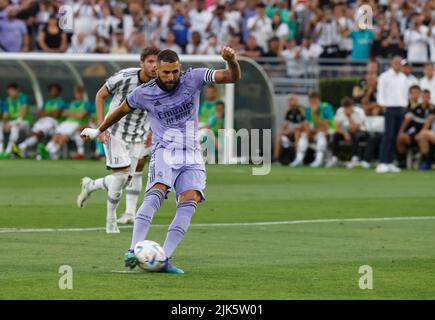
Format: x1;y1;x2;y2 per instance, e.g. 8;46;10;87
126;68;216;151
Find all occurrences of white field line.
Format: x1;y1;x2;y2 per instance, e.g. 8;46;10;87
0;216;435;234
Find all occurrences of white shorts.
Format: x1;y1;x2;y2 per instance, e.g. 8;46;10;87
55;121;80;136
32;117;58;136
104;133;151;176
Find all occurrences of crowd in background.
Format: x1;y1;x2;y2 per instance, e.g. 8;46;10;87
275;58;435;171
2;0;435;64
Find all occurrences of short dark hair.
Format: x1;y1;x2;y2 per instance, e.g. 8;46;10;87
7;83;19;89
216;100;225;106
308;90;320;99
48;83;62;92
409;85;421;92
423;89;431;95
140;46;160;61
157;49;180;63
341;96;353;107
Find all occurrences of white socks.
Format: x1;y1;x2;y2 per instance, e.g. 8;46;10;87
107;172;129;222
295;133;308;162
125;172;142;216
46;141;61;159
5;124;19;153
313;132;327;164
19;135;38;151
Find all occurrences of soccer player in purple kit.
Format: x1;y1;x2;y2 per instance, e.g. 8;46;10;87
81;46;241;273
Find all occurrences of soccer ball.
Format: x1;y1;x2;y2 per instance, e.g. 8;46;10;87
134;240;167;272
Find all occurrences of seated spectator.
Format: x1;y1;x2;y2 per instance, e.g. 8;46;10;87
270;12;289;49
290;91;335;168
188;0;213;40
67;32;94;53
73;0;101;49
168;0;190;52
282;39;304;77
273;94;304;164
0;83;29;158
205;4;235;47
227;33;244;54
415;108;435;170
419;63;435;105
37;15;68;53
110;29;129;54
247;2;273;52
314;6;343;59
17;84;65;158
0;7;29;52
186;31;204;54
95;4;119;45
200;34;220;55
401;60;419;87
262;36;281;58
372;18;405;60
160;31;182;54
344;23;375;61
326;97;368;169
404;13;429;64
398;89;435;168
42;86;91;160
239;35;264;58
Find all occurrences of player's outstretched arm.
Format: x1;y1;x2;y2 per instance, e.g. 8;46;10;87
214;46;241;84
80;101;133;141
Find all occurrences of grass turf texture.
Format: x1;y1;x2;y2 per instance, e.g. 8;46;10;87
0;159;434;299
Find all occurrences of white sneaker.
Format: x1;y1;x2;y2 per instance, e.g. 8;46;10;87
360;161;371;169
117;213;135;225
346;157;360;169
289;159;303;167
310;160;323;168
375;163;390;173
388;164;401;173
106;220;120;234
77;177;93;208
326;156;339;168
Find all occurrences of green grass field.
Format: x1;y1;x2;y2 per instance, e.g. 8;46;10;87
0;159;435;299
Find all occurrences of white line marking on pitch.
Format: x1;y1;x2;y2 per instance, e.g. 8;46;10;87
1;216;435;234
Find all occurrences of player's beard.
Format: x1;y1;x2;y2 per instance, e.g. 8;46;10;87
156;77;180;92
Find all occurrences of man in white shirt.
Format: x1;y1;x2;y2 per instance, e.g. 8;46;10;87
401;59;419;87
376;55;410;173
419;63;435;105
188;0;213;40
404;14;429;64
326;97;368;169
247;2;273;52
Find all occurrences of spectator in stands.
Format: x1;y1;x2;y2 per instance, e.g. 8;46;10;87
314;6;342;59
401;59;419;87
419;63;435;105
73;0;101;50
0;83;29;158
188;0;213;40
206;4;235;47
239;35;264;58
95;4;118;45
344;20;375;61
0;7;29;52
397;87;434;168
263;36;281;58
37;14;67;53
299;36;323;75
372;18;405;60
270;12;290;50
376;55;409;173
43;85;91;160
113;3;134;40
160;30;182;54
404;13;429;64
247;2;273;53
143;8;160;47
336;2;353;58
224;0;242;37
200;33;220;55
282;39;304;78
168;0;191;52
266;0;296;41
186;31;203;54
353;62;382;116
67;32;94;53
228;32;244;54
327;97;368;169
290;91;335;168
273;94;304;164
110;29;129;54
17;83;65;158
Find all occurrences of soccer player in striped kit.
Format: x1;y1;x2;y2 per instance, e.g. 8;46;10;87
77;47;160;234
81;47;241;273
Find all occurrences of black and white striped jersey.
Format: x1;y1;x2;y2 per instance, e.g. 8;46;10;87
105;67;150;143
